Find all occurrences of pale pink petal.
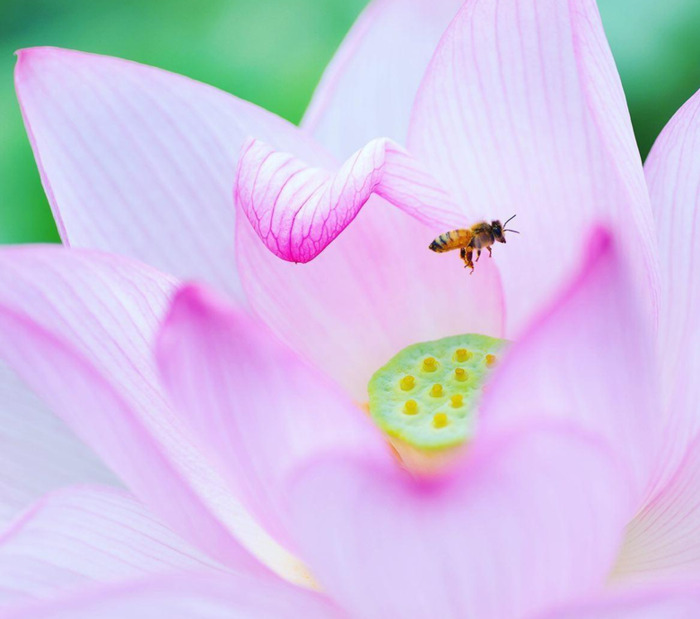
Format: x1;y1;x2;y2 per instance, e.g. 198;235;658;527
289;424;632;619
237;137;465;263
480;226;658;498
643;88;700;484
156;283;387;553
303;0;462;157
236;142;504;398
15;47;328;299
615;88;700;586
0;247;268;574
615;436;700;584
1;572;342;619
0;486;227;607
0;302;260;574
0;363;118;527
408;0;659;332
536;585;700;619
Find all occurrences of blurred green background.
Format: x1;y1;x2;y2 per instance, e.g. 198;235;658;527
1;0;699;245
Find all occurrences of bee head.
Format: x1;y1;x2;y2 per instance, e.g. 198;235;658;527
491;220;506;243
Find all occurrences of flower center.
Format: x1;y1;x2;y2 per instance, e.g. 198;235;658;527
368;334;507;472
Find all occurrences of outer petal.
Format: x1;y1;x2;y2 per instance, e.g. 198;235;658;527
288;423;632;619
156;283;387;554
479;227;658;498
0;363;117;526
14;47;328;299
0;486;226;607
303;0;462;157
615;436;700;584
536;585;700;619
0;247;277;576
0;573;342;619
236;142;504;398
644;88;700;482
617;88;700;587
408;0;659;332
236;137;464;262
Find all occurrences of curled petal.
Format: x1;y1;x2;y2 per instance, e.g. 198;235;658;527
234;136;504;399
235;137;464;263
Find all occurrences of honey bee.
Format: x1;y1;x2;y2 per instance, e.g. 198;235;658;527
428;215;519;273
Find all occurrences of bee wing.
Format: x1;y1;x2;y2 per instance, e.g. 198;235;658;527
469;223;490;236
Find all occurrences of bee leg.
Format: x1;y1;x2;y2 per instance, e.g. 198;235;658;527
487;246;492;258
475;249;482;263
460;248;474;273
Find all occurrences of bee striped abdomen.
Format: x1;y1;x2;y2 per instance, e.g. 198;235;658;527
428;229;472;253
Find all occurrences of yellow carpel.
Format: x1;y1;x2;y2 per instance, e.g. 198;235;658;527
422;357;438;372
400;375;415;391
455;348;471;362
430;383;444;397
404;399;418;415
433;413;449;428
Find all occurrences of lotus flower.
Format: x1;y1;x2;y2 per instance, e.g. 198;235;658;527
2;0;700;617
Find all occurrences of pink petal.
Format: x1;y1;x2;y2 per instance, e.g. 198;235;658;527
1;572;342;619
0;247;264;574
0;363;118;527
616;435;700;583
536;585;700;619
156;283;387;553
408;0;659;332
15;47;327;299
0;486;227;607
303;0;462;157
236;141;504;398
616;87;700;587
643;88;700;485
236;137;465;263
289;423;632;619
479;226;658;499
